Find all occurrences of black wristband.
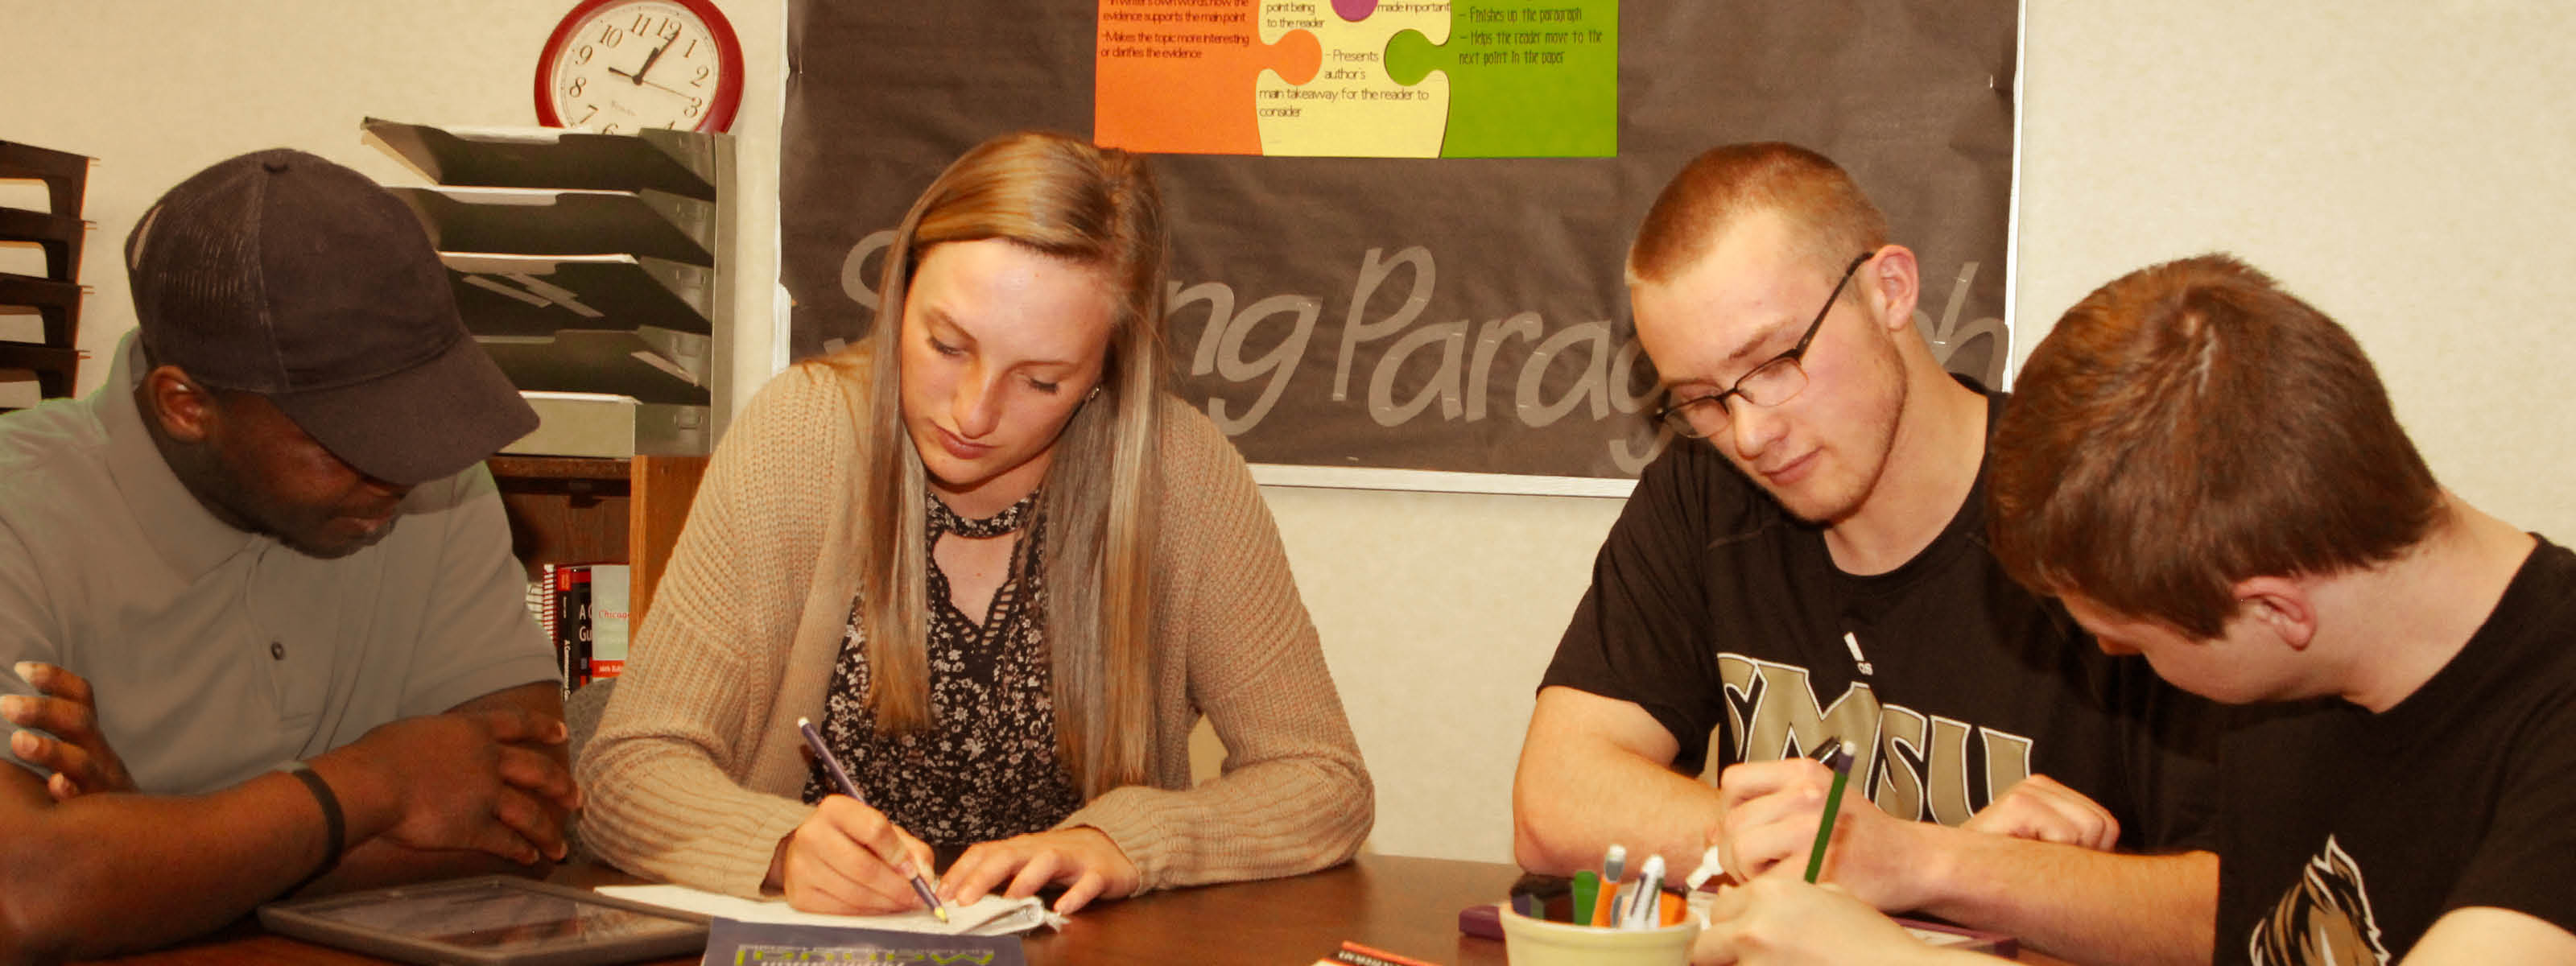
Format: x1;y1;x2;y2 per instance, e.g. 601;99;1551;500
275;760;345;893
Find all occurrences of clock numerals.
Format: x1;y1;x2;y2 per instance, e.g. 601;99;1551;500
631;12;684;41
596;23;626;47
565;76;588;99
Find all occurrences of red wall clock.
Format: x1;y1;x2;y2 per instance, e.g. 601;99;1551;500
536;0;744;134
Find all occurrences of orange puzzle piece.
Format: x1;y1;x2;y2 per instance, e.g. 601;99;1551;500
1096;2;1323;155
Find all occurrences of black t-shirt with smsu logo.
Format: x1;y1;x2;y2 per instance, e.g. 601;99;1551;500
2216;539;2576;965
1540;385;2222;852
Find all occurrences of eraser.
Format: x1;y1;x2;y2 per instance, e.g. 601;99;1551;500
1459;902;1503;939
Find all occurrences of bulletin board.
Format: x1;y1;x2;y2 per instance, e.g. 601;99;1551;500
780;1;2017;490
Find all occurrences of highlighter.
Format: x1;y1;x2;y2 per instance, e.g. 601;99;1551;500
1802;739;1857;883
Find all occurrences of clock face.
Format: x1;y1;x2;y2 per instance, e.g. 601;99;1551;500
538;0;742;134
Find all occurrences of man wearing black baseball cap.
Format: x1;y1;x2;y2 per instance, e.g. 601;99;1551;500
0;148;580;959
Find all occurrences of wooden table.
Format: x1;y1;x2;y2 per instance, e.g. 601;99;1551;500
1024;853;1514;965
87;855;2070;965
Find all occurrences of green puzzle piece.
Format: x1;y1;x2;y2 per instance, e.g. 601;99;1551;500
1385;0;1619;158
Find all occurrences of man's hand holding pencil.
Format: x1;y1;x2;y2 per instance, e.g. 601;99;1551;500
1708;742;1940;911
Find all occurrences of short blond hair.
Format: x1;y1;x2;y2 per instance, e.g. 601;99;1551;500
1627;142;1888;287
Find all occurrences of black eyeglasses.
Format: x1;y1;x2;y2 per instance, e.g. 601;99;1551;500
1652;251;1872;439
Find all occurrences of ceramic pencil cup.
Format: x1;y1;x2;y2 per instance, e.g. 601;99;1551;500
1498;906;1699;965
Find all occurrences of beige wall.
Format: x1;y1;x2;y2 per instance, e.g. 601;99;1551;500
2013;2;2576;542
0;0;787;409
10;1;2571;868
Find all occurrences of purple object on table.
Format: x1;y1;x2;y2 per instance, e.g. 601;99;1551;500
1459;902;1505;939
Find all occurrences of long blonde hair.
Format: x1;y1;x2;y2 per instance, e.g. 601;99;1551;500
825;130;1167;797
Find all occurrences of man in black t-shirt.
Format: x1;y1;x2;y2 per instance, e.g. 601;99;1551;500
1512;143;2221;966
1980;254;2576;965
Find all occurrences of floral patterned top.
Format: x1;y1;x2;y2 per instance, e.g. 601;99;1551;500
801;490;1084;848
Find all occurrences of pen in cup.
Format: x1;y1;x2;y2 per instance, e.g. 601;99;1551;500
1595;843;1624;926
1626;854;1666;928
796;716;948;922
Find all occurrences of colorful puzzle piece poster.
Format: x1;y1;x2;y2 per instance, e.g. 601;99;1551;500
1096;0;1616;157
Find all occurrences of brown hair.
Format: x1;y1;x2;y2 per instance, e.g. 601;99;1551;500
1626;142;1889;287
1988;254;2442;638
819;130;1167;795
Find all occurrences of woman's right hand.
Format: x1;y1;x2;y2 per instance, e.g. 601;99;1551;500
1693;877;1995;966
767;795;940;914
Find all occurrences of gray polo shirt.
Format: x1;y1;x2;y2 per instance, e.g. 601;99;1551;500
0;335;558;794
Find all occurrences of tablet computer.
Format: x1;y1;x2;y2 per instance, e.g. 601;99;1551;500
258;875;711;966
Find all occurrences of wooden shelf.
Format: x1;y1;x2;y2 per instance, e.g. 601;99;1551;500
1;140;91;406
487;454;706;623
0;141;91;218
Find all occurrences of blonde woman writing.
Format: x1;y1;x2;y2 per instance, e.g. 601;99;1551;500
576;131;1373;915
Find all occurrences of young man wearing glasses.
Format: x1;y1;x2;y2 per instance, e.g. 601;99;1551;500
1511;142;2220;964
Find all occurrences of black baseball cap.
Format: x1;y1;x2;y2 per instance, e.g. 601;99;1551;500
125;148;536;486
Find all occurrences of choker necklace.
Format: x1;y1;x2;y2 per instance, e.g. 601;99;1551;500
929;490;1038;539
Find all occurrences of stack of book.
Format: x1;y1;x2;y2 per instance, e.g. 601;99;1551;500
528;564;632;695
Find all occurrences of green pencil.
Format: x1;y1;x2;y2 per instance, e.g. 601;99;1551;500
1802;740;1856;883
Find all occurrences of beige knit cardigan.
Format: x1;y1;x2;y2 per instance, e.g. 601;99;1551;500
575;361;1373;898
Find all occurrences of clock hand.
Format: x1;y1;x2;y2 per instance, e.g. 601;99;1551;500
638;76;696;99
631;39;674;84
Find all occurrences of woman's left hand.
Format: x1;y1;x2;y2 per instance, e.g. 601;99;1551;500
937;826;1141;914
